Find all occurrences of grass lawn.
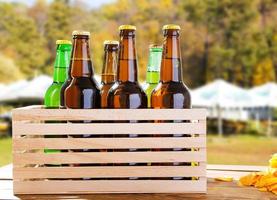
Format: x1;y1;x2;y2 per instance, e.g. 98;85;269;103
208;135;277;165
0;135;276;166
0;137;12;166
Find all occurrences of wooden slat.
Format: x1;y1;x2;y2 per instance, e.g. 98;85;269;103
13;137;206;150
13;151;206;165
12;108;206;121
13;165;206;179
207;164;268;172
13;179;207;194
13;122;205;136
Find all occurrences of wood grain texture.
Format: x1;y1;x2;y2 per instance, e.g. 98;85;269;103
3;179;274;200
13;165;206;179
13;122;206;136
13;179;207;194
12;108;206;121
13;151;206;165
12;106;207;194
13;137;206;150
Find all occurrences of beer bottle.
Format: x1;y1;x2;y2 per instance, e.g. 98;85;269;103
100;40;119;108
107;25;147;174
151;25;191;179
45;40;72;108
44;40;71;155
108;25;147;109
64;31;100;110
143;44;162;107
60;54;73;109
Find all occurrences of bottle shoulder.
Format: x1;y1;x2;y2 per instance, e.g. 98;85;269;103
109;81;146;95
66;77;100;91
151;82;191;109
45;82;63;96
153;81;190;95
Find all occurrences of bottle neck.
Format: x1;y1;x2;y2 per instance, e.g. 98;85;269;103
160;31;182;82
70;36;93;78
117;31;138;82
53;44;71;83
101;45;117;84
146;49;162;84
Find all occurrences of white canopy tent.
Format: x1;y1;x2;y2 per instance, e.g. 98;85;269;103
248;82;277;107
192;79;252;108
0;80;29;104
0;74;101;105
15;75;53;102
191;79;252;136
248;82;277;136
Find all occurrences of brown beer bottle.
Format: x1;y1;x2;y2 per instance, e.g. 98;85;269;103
100;40;119;108
151;25;191;179
107;25;147;174
64;30;100;110
107;25;147;109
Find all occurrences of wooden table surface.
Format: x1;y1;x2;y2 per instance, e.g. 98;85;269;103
0;164;276;200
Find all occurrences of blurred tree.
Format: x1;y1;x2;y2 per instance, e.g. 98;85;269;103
28;0;47;34
257;0;277;77
252;57;276;85
0;0;277;87
0;54;23;83
0;3;48;77
44;0;72;65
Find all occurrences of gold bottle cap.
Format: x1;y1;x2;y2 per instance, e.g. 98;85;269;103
104;40;119;45
162;24;181;30
119;25;136;31
72;30;90;36
56;40;72;45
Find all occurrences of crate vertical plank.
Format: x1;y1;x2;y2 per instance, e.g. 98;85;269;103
12;106;207;194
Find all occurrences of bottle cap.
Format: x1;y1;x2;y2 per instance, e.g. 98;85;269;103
104;40;119;45
72;30;90;36
162;24;181;30
56;40;72;45
149;44;162;49
149;44;163;52
119;25;136;31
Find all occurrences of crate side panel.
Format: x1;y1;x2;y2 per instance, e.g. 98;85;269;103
14;179;207;194
13;151;206;165
13;121;206;136
13;165;206;179
12;108;206;121
13;137;206;150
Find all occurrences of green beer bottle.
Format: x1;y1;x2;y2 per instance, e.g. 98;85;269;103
44;40;72;108
143;44;162;107
44;40;72;155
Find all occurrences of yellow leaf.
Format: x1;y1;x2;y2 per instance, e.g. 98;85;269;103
268;184;277;191
255;174;272;188
215;177;233;182
258;187;267;192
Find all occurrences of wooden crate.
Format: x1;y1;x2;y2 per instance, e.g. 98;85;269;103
12;106;207;194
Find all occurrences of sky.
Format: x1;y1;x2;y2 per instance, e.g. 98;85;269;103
0;0;115;8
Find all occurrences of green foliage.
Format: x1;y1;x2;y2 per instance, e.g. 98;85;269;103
44;0;72;63
0;3;48;78
0;54;23;83
0;0;277;88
